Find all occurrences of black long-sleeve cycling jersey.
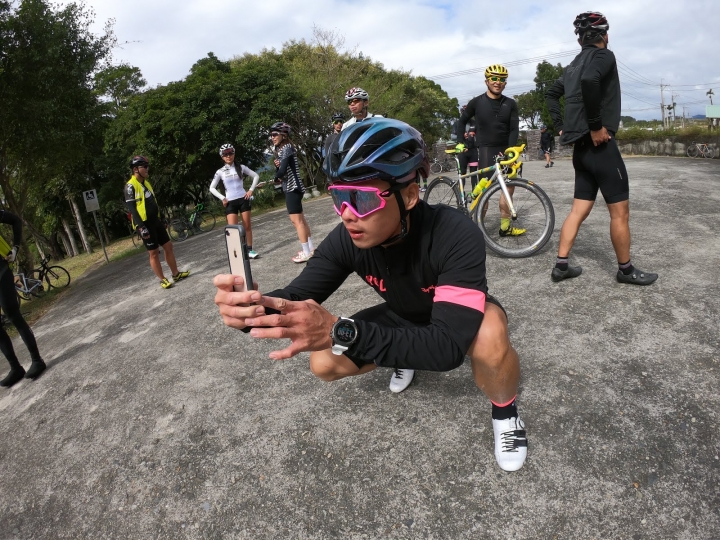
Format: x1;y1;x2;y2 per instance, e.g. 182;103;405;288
459;93;519;148
265;201;490;371
545;44;621;145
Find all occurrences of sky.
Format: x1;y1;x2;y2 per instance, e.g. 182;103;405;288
72;0;719;121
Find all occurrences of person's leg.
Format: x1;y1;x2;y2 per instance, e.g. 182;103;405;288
557;198;595;258
309;349;376;381
467;304;518;404
161;241;179;275
226;212;239;226
239;211;252;248
467;302;526;471
148;248;166;279
0;270;44;385
607;200;630;263
289;213;309;244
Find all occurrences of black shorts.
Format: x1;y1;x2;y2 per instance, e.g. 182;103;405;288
225;197;251;216
285;190;304;215
345;295;506;369
572;135;629;204
476;146;507;169
142;218;170;251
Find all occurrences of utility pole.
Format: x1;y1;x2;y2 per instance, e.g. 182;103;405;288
660;79;667;129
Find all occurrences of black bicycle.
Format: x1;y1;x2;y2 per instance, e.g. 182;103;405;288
33;257;71;290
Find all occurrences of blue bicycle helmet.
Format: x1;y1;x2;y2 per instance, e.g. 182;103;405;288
323;117;430;183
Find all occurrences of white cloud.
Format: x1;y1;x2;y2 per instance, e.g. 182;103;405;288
73;0;720;119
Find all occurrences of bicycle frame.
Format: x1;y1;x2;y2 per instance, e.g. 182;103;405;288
450;145;525;218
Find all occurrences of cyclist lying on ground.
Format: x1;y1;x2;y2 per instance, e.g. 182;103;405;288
214;118;528;472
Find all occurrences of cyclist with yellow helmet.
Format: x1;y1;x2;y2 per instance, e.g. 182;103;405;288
459;64;524;236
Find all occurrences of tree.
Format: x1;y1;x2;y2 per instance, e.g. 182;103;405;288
0;0;115;259
515;91;543;129
105;52;301;208
534;61;564;130
94;64;147;113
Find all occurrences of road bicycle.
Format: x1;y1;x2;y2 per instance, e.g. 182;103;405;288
14;262;46;301
423;144;555;258
32;256;71;289
167;203;216;242
686;142;715;159
429;157;457;174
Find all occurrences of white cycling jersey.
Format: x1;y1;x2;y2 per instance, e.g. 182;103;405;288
341;112;383;131
210;163;260;202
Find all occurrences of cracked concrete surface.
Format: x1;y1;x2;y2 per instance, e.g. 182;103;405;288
0;157;718;539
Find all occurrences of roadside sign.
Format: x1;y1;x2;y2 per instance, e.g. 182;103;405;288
83;189;100;212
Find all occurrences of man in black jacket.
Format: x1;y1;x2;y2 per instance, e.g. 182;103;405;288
540;125;554;168
545;11;657;286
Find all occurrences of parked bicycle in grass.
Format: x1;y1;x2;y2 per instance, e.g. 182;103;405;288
167;203;216;242
13;262;46;301
423;144;555;258
686;141;715;159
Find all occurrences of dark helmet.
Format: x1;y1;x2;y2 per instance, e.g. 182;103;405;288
331;112;345;122
270;121;291;135
573;11;609;36
460;105;467;112
130;155;149;169
323;117;430;184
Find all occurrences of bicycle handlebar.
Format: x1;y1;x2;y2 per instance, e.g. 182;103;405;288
499;144;526;166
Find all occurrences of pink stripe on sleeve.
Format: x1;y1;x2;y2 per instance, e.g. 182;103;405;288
434;285;486;313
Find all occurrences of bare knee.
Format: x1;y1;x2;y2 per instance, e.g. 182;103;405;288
309;351;345;381
469;305;511;370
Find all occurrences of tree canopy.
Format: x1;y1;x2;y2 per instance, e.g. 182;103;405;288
514;61;565;131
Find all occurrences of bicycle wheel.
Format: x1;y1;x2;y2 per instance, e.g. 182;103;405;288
196;211;216;233
686;145;699;158
14;278;31;302
703;146;715;159
28;278;46;298
423;176;464;214
168;219;189;241
44;266;71;289
429;161;442;175
472;179;555;258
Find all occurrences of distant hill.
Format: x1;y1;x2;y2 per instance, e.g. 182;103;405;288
692;114;706;119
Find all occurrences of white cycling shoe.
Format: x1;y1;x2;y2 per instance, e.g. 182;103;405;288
389;368;414;393
492;416;528;471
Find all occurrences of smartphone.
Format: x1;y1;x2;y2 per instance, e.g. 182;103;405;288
224;225;254;292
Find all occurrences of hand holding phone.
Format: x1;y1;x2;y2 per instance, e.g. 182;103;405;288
225;225;254;293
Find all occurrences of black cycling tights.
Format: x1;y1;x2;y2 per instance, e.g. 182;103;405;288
0;268;41;368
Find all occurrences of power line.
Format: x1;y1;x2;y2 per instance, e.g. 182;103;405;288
616;60;657;85
428;50;576;80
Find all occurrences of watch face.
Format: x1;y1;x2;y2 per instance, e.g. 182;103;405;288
335;320;357;344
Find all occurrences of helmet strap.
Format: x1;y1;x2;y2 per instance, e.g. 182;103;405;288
380;183;411;246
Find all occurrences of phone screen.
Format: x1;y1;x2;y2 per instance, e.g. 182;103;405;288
224;225;254;292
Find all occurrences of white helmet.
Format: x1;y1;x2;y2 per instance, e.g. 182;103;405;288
219;143;235;156
345;87;369;102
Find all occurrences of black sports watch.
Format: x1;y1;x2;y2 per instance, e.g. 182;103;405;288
330;317;359;355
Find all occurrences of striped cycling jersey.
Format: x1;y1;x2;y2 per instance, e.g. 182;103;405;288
275;144;305;194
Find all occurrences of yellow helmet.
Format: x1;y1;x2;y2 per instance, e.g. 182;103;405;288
485;64;508;79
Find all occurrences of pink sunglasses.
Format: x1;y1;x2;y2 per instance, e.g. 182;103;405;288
328;185;391;218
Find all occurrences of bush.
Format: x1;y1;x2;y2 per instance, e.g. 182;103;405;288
616;125;711;141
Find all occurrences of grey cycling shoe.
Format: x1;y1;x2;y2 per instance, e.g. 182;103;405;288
551;265;582;282
616;268;658;286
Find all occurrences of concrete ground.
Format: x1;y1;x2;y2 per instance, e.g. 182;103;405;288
0;157;718;539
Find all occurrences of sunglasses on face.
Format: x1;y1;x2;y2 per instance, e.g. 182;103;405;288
328;185;391;218
222;151;235;157
487;77;507;83
270;133;281;137
348;98;364;105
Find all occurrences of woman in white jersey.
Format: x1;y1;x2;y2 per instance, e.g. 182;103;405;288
210;144;260;258
270;122;315;263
